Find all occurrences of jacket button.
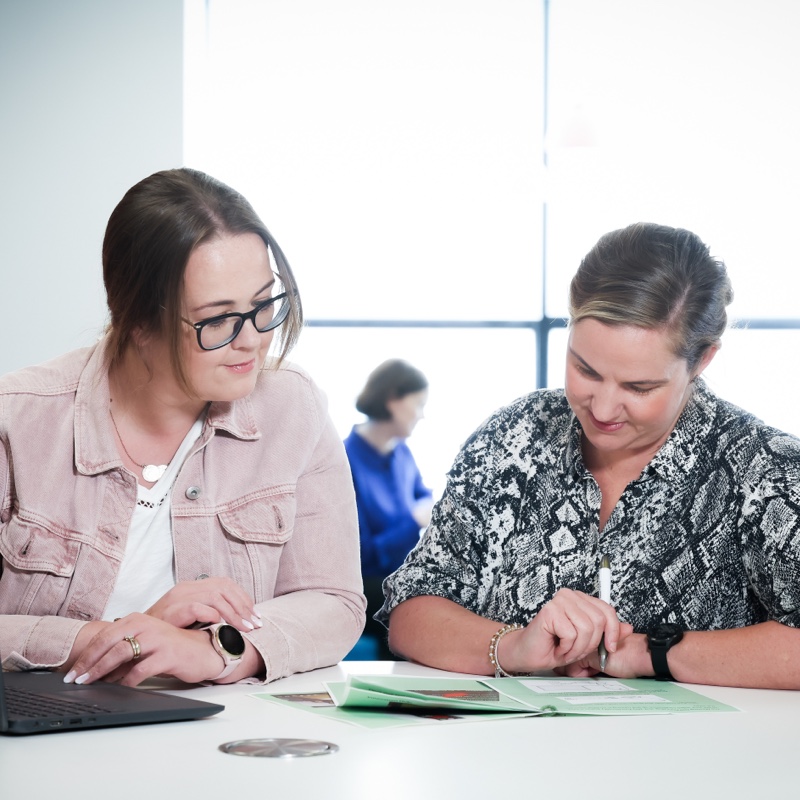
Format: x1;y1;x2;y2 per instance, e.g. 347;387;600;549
185;486;202;500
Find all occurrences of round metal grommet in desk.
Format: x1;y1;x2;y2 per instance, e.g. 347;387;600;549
218;738;339;758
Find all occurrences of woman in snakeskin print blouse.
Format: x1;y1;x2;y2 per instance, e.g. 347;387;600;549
380;222;800;690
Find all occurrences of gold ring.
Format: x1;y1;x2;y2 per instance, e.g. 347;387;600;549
124;635;141;660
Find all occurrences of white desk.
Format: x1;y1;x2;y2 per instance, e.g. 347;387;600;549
3;661;797;800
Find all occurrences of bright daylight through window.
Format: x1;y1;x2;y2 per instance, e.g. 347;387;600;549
184;0;800;499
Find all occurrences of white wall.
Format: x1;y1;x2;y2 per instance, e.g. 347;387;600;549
0;0;184;376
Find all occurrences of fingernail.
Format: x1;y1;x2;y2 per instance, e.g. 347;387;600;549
75;673;90;685
241;618;255;630
252;614;262;627
63;670;77;684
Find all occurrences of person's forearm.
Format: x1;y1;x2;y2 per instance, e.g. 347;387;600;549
388;596;504;674
625;621;800;689
1;615;88;670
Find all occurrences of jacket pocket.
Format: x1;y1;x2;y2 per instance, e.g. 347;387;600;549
218;490;296;545
217;490;296;598
0;512;80;615
0;513;80;576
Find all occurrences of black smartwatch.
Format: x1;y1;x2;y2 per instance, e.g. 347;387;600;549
647;622;684;681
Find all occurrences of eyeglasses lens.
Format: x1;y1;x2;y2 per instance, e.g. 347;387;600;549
198;293;289;350
255;296;286;332
200;317;241;350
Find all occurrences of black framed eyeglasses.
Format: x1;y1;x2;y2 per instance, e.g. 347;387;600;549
183;291;291;351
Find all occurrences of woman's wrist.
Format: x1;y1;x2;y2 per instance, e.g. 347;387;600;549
491;625;526;676
624;632;655;677
209;636;266;684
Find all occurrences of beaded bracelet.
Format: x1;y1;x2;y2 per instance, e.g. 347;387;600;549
488;623;523;678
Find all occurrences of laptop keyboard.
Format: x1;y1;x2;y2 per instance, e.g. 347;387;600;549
7;686;113;718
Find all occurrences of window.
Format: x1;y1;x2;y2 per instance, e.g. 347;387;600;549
185;0;800;498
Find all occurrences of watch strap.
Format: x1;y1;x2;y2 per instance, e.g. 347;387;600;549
210;656;239;681
650;642;675;681
648;625;684;681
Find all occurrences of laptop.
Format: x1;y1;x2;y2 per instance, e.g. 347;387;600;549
0;655;224;735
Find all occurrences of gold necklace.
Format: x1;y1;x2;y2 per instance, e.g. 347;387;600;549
109;408;168;483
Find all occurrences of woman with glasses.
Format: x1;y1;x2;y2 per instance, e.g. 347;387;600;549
379;222;800;690
0;168;365;686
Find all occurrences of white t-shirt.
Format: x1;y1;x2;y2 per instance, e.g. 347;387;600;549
103;416;205;621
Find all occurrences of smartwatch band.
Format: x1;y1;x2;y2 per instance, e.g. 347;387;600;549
650;642;676;681
648;624;684;681
204;623;245;681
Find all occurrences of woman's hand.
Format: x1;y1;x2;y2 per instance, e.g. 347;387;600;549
145;576;262;633
556;630;650;678
412;497;434;528
500;587;633;674
63;613;236;687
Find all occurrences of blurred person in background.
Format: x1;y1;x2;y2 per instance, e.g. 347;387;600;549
344;359;433;659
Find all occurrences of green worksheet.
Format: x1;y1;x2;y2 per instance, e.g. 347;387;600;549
253;675;737;730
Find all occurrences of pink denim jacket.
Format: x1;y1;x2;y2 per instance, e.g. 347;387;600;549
0;340;366;681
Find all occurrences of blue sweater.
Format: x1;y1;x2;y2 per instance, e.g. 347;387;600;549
343;427;432;578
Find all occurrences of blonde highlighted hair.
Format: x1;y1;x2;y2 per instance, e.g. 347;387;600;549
569;222;732;371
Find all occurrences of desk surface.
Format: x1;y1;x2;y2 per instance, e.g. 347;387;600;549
3;661;796;799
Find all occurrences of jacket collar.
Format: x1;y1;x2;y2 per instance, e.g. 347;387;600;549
74;340;118;476
205;394;260;441
73;338;261;476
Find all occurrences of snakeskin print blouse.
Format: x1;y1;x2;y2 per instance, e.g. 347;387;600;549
378;379;800;632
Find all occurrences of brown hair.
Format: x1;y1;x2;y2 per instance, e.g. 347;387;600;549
102;167;303;392
569;222;733;371
356;359;428;421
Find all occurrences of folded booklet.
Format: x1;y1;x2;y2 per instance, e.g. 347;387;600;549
322;675;738;717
